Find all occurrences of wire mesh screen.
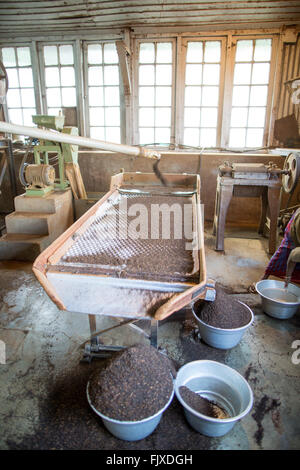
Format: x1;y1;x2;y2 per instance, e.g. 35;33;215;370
58;191;199;283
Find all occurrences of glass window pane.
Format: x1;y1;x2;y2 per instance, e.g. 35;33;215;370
235;40;253;62
59;45;74;65
88;44;102;64
8;108;23;125
19;67;34;87
186;42;203;63
230;107;248;127
90;126;105;139
201;86;219;106
2;47;16;67
252;63;270;84
203;64;220;85
61;87;76;106
88;66;103;86
139;65;155;85
234;63;252;84
139;127;154;145
104;43;118;64
200;107;218;127
249;85;268;106
89;87;104;106
155;107;171;127
156;86;172;106
139;43;155;63
139;107;154;127
104;86;120;106
48;107;62;116
155;127;170;143
232;85;250;106
229;128;246;147
106;127;120;143
104;65;119;85
46;88;61;107
20;88;35;108
185;86;201;107
254;39;272;62
156;43;172;63
185;64;202;85
89;107;104;126
184;107;200;127
204;42;221;63
7;68;19;88
246;128;264;147
200;128;216;147
248;107;266;127
156;65;172;85
184;128;200;147
44;46;58;66
17;47;31;66
105;107;120;126
7;89;21;107
139;86;155;106
45;67;60;87
61;67;75;86
22;108;36;126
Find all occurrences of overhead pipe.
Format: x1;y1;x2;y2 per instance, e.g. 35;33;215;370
0;121;161;160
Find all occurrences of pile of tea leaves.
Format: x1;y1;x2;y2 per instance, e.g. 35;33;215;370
88;344;174;421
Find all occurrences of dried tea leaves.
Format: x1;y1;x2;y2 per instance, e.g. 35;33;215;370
179;386;229;419
89;344;174;421
195;287;252;329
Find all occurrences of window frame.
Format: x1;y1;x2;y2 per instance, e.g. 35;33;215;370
38;40;79;120
82;39;123;142
132;37;177;147
0;43;39;126
179;36;227;149
222;34;278;149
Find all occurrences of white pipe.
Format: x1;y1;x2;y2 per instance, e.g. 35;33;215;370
0;121;161;160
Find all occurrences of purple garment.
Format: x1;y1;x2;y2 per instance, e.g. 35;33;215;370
264;209;300;282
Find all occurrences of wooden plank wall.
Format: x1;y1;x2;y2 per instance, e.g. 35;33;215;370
0;1;300;36
276;34;300;125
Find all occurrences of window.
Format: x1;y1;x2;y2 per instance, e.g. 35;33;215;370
85;42;121;143
229;39;272;148
137;41;174;145
183;40;222;148
0;34;276;149
43;44;77;115
1;46;36;126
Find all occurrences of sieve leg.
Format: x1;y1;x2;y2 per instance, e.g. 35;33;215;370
88;314;99;346
150;318;158;348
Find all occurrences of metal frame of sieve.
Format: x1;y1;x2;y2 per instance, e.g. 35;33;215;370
33;172;212;359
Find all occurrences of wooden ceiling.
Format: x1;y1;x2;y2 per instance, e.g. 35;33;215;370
1;0;300;36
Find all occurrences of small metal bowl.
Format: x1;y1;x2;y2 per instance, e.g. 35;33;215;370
256;279;300;319
87;381;174;441
174;360;253;437
192;301;254;350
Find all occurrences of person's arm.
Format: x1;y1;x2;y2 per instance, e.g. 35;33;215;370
285;247;300;286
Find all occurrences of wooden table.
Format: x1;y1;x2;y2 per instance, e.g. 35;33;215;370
213;174;282;254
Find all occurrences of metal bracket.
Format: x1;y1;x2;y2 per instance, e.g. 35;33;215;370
81;316;158;362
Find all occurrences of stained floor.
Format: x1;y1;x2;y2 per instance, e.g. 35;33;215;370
0;230;299;450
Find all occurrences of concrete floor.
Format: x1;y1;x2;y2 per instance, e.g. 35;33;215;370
0;228;299;450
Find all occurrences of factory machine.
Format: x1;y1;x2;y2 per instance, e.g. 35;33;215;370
19;114;87;200
22;114;78;196
0;119;215;359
